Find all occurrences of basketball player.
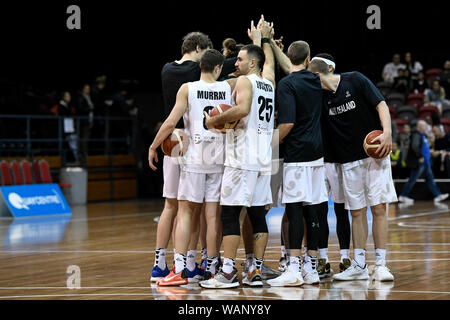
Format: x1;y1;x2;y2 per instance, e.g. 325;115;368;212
264;40;327;287
308;59;397;282
312;54;352;278
200;18;276;289
149;49;236;286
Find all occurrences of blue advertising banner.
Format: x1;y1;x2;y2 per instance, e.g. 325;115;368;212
0;184;72;218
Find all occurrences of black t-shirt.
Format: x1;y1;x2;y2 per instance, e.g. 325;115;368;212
321;72;384;164
277;69;323;163
161;57;237;128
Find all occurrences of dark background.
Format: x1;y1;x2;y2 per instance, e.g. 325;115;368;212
0;0;447;92
0;0;448;198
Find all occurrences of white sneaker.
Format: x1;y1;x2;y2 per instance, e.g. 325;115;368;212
371;265;394;281
434;193;449;203
302;269;320;285
266;269;304;287
333;260;369;281
398;195;414;204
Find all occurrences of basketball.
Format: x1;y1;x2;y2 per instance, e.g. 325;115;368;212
161;129;189;157
363;130;385;159
209;104;239;133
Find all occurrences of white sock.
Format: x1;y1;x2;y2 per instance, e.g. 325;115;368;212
288;256;301;272
319;248;329;263
375;248;387;266
174;253;186;274
222;258;235;274
354;248;366;268
186;250;196;272
281;245;287;258
201;248;207;261
206;256;218;274
340;249;350;262
154;248;167;270
303;247;308;259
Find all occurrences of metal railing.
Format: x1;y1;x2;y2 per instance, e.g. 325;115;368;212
0;114;138;166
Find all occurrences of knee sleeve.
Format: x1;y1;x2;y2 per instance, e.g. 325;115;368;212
285;202;304;250
247;206;268;234
221;205;242;236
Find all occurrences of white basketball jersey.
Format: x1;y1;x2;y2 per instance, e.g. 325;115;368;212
182;80;232;173
225;74;275;172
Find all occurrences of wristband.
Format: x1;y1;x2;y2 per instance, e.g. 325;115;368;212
261;38;271;44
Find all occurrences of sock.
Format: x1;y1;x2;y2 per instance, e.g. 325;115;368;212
340;249;350;262
375;248;386;266
222;258;235;274
255;258;263;271
281;246;287;258
174;253;186;274
154;248;166;269
303;247;308;259
304;256;318;272
201;248;207;261
354;248;366;268
319;248;329;263
206;256;218;274
288;256;301;272
186;250;196;272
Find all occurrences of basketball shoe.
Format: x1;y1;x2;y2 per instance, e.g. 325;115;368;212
333;260;369;281
371;265;394;281
302;268;320;285
278;256;287;273
339;258;351;273
317;259;333;279
199;268;240;289
266;269;304;287
242;268;264;287
151;265;170;282
186;263;204;283
261;263;281;280
157;269;188;286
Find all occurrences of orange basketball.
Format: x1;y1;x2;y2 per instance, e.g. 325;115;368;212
209;104;239;133
161;129;189;157
363;130;385;159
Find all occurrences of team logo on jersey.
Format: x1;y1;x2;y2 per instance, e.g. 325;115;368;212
194;134;202;144
346;91;352;98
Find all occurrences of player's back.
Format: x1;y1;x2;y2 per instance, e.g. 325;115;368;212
183;79;232;173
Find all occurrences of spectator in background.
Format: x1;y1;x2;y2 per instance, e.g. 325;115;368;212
390;141;403;178
91;75;108;116
393;68;410;95
412;70;428;94
425;79;447;114
438;60;450;98
399;123;411;178
91;75;108;154
404;52;423;80
432;124;450;178
382;53;406;83
78;83;95;159
56;91;79;164
220;38;243;80
398;120;449;204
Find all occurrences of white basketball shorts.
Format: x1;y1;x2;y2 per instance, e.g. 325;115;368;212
177;170;223;203
162;155;180;199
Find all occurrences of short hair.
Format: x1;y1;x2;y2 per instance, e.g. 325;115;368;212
200;49;225;72
315;53;335;71
309;59;330;75
287;41;310;66
240;44;265;70
181;32;213;55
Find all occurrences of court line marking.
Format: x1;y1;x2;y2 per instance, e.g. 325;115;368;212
388;209;449;221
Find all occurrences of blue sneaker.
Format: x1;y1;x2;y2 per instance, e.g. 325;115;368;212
151;265;170;282
186;263;204;283
200;259;207;271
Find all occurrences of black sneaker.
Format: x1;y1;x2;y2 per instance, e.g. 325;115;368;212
317;258;333;278
339;258;351;273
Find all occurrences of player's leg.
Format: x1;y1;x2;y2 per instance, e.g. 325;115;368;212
185;204;203;282
241;209;255;277
334;202;351;271
302;204;321;285
199;203;208;272
279;212;289;272
316;201;333;278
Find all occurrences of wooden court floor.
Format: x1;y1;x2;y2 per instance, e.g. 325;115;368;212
0;199;449;300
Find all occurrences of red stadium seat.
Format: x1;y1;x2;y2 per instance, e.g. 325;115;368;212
32;160;43;183
20;160;34;184
440;118;450;133
10;160;24;185
394;118;407;134
406;93;425;109
418;105;439;119
425;68;443;81
38;159;71;189
0;161;13;186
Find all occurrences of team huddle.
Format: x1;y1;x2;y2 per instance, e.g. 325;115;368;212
148;15;397;289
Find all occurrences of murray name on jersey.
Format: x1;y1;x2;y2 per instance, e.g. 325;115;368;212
197;90;227;100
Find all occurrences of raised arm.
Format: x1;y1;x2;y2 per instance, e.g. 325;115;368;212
270;38;291;75
148;84;189;170
259;18;276;87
